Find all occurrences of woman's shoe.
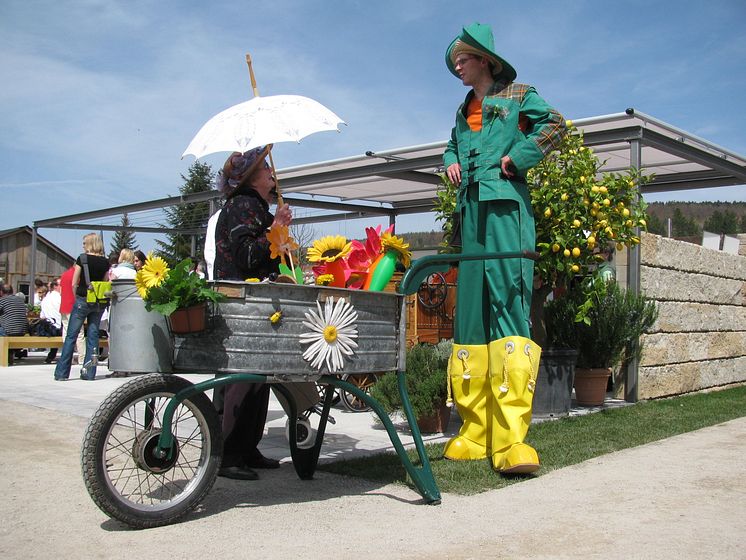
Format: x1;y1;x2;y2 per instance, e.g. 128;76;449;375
218;465;259;480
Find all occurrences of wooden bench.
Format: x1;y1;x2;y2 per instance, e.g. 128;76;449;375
1;335;109;367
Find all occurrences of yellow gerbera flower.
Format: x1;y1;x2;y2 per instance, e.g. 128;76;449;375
134;271;149;299
307;235;352;263
380;232;412;268
139;252;170;288
267;225;299;265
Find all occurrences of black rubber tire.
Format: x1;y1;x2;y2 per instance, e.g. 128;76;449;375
81;373;222;529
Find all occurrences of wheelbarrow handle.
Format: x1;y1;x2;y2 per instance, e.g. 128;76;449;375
397;250;539;296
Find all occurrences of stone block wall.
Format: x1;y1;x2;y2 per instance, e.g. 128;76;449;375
637;233;746;398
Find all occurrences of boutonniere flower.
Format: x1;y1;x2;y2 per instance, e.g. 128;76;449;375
485;104;510;123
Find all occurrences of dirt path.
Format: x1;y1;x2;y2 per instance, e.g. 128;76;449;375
1;399;744;559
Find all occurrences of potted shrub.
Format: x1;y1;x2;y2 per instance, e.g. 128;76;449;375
369;340;451;434
134;253;225;334
545;276;658;405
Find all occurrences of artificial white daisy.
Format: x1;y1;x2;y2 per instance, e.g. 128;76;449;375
299;297;358;372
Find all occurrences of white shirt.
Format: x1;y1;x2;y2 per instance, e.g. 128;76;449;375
204;209;222;281
109;263;137;280
40;290;62;328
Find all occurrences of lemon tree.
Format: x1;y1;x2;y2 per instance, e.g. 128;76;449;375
526;121;650;344
527;121;649;290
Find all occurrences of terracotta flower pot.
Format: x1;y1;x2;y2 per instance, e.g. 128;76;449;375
573;367;611;406
168;303;207;334
417;402;452;434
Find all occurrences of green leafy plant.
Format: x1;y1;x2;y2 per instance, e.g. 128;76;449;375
545;276;658;368
369;342;450;419
135;256;224;316
433;173;459;252
527;123;650;292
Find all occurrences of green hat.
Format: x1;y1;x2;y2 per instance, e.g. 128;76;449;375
445;23;517;83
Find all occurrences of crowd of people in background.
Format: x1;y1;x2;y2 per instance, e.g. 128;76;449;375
1;242;208;373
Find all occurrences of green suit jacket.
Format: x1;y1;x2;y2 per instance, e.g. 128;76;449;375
443;81;566;210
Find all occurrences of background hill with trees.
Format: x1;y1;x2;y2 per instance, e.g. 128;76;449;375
644;201;746;238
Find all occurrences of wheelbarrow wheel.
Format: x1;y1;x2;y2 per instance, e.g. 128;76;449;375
81;373;222;529
285;416;315;449
340;373;377;412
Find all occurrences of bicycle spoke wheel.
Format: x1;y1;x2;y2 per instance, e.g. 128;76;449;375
81;374;222;528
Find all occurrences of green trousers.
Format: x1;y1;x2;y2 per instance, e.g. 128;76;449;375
453;183;534;345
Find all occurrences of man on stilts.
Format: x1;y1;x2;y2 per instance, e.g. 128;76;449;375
443;23;566;473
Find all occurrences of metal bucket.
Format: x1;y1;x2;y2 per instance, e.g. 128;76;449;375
173;281;404;378
108;280;173;373
533;347;577;418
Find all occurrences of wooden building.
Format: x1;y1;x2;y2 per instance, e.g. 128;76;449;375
0;226;74;301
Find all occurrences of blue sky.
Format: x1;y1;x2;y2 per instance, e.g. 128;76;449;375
2;0;745;256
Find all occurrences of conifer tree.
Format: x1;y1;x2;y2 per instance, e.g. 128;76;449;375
110;213;139;256
156;161;215;265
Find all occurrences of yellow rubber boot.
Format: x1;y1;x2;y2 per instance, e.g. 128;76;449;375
488;337;542;473
443;344;490;460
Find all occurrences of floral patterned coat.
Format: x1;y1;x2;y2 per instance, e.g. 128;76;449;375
213;185;280;281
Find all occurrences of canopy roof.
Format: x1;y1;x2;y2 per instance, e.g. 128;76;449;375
34;109;746;234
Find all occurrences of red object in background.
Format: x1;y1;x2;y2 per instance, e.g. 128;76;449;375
60;266;75;314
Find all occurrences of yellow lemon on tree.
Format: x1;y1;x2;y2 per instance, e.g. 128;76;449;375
552;243;561;253
622;208;630;217
587;235;596;245
571;264;580;273
603;198;611;206
561;193;569;201
573;219;581;228
616;242;625;251
572;247;581;257
544;207;552;218
563;249;571;257
639;219;647;227
580;176;586;183
599;186;608;194
591;185;600;193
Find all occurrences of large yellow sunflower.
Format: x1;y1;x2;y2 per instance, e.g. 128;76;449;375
380;232;411;268
139;252;170;288
306;235;352;263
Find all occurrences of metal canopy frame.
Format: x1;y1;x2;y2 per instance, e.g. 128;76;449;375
33;109;746;237
30;109;746;400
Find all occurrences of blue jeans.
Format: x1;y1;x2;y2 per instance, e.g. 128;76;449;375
54;297;104;380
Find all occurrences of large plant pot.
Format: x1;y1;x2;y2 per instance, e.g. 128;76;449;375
168;303;207;334
417;402;452;434
573;367;611;406
533;348;577;418
108;280;172;373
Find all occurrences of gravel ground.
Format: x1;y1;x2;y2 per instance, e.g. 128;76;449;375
1;399;744;559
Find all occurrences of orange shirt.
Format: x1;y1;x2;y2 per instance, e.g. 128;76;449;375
466;96;482;131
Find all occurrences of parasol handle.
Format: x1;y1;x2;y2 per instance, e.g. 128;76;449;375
245;54;260;98
246;54;283;205
268;150;284;207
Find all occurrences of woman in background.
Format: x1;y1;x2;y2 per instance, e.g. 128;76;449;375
54;233;109;381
